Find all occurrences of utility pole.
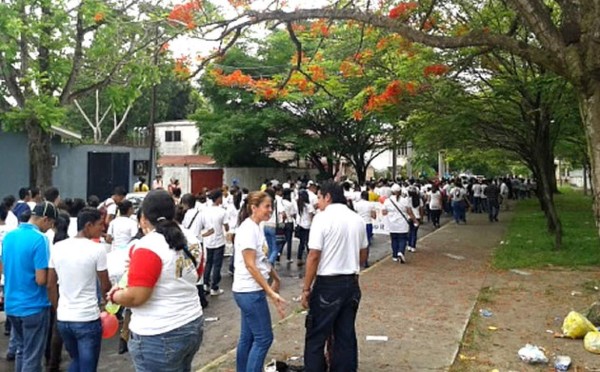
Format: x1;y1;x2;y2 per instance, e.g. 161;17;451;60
148;25;159;184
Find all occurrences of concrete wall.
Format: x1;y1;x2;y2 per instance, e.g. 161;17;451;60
223;167;319;190
0;130;31;198
53;144;150;199
0;128;150;199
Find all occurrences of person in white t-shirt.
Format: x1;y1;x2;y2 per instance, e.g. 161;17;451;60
472;181;482;213
202;190;229;296
106;190;203;372
295;190;315;264
106;200;138;252
98;186;127;231
306;181;319;209
48;208;111;371
450;182;468;224
353;191;376;267
382;184;417;263
427;184;443;228
233;191;286;372
281;188;297;263
301;181;368;371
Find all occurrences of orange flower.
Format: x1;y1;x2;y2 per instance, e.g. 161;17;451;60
291;23;306;33
215;69;254;87
389;2;418;19
352;110;363;121
168;1;202;28
174;57;191;79
160;43;170;54
94;12;105;23
404;81;417;95
423;64;450;77
308;65;326;81
310;19;330;37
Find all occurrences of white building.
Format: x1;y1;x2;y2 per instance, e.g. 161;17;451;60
154;120;200;156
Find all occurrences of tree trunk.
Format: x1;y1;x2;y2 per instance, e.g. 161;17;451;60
579;84;600;236
27;121;53;190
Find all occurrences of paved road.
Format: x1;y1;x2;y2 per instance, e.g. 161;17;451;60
0;214;450;371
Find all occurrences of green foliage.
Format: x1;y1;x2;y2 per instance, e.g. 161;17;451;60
494;188;600;268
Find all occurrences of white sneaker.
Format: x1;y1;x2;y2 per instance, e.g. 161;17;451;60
407;246;416;252
392;257;399;262
210;289;224;296
287;259;294;263
397;252;406;264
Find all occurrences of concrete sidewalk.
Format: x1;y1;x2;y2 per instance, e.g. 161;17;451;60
201;211;509;371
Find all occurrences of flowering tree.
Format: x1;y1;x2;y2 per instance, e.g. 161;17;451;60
166;0;600;235
0;0;175;188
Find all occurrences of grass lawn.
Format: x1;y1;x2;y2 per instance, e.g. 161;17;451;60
493;187;600;269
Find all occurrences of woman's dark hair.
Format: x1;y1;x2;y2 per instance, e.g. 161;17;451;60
297;190;309;216
233;191;243;210
282;188;292;202
69;198;86;218
118;200;133;216
77;207;102;232
264;188;275;199
238;191;270;223
0;203;8;221
54;212;71;244
409;188;420;208
142;190;186;251
174;204;186;224
361;190;369;200
2;195;15;209
132;209;144;241
87;195;100;208
180;193;196;209
319;181;346;204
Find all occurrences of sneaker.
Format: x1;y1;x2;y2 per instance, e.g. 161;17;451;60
210;289;224;296
392;257;399;262
397;252;406;264
287;259;294;263
407;246;416;253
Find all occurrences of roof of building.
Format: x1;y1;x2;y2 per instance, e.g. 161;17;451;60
157;155;217;167
154;120;197;127
50;125;82;140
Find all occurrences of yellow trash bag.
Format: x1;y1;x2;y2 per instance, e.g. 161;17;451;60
584;332;600;354
562;311;596;339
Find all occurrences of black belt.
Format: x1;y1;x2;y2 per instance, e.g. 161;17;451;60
315;274;359;283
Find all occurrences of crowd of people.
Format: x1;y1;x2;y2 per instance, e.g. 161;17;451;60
0;173;529;372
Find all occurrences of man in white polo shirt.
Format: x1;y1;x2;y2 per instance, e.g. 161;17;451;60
301;181;368;372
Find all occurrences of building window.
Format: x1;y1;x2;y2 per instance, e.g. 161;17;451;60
165;130;181;142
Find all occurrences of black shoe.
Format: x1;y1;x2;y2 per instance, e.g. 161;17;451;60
3;330;9;336
6;353;15;361
118;338;128;355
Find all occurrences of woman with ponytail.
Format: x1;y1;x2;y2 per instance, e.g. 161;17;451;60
107;190;203;372
233;191;287;372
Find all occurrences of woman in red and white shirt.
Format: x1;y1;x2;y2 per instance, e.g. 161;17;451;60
107;190;203;372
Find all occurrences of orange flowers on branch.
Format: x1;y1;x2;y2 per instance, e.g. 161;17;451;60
168;1;202;29
423;64;450;77
389;2;418;19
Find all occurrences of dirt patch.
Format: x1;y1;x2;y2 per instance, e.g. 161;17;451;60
452;268;600;371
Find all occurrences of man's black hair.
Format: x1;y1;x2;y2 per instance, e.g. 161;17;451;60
113;186;127;197
319;181;346;204
18;187;30;200
77;207;102;232
44;187;60;203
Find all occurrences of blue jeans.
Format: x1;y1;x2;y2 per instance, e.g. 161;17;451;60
204;246;225;291
264;226;279;264
390;232;408;257
8;307;51;372
488;199;500;221
57;319;102;372
452;201;466;223
234;291;274;372
305;275;361;372
408;222;420;249
128;316;204;372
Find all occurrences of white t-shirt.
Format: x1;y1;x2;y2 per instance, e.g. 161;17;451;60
226;204;240;232
282;199;296;223
5;211;18;230
67;217;78;238
307;190;318;208
472;184;482;197
428;191;443;210
308;204;367;276
354;200;375;224
296;202;315;229
383;196;411;233
202;206;227;248
128;232;202;336
450;187;467;201
232;218;271;292
182;208;203;242
180;225;205;286
99;198;117;216
49;238;107;322
480;184;488;199
107;216;138;251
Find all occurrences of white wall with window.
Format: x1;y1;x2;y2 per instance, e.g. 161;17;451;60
154;120;199;156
